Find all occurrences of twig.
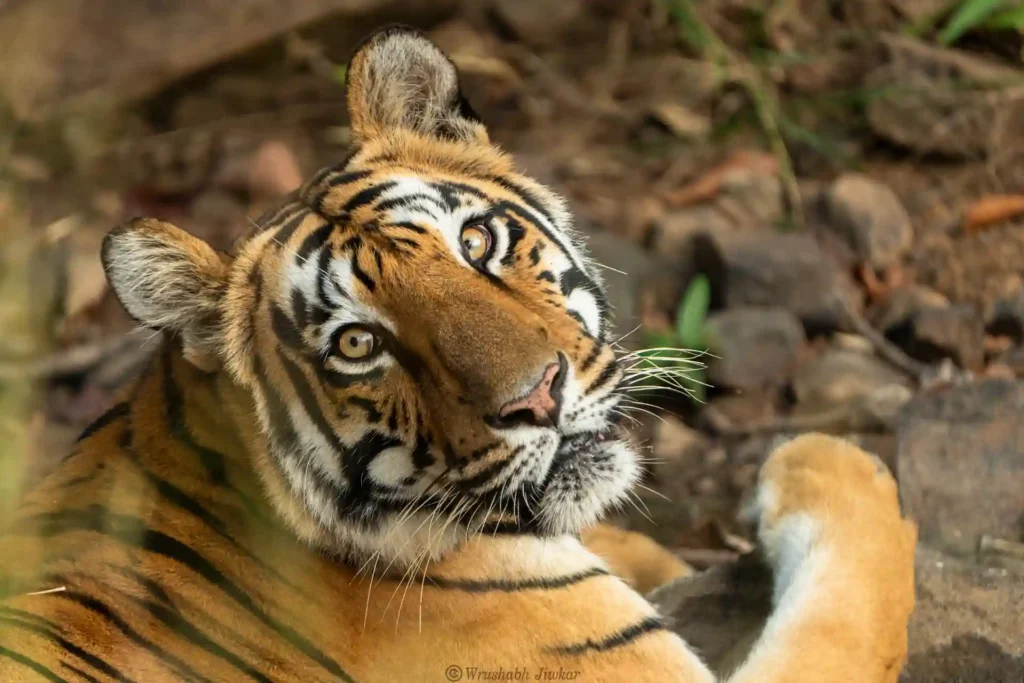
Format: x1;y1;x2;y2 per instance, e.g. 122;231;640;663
841;297;930;382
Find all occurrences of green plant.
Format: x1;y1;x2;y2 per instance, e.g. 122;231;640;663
915;0;1024;45
629;275;712;404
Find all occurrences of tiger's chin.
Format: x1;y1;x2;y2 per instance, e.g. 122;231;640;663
533;433;640;537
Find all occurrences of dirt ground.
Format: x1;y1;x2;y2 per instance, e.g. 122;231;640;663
1;1;1022;680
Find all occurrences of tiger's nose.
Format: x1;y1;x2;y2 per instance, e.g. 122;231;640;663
493;356;566;429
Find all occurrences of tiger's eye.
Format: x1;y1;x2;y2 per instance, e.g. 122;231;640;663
460;225;492;263
338;327;375;360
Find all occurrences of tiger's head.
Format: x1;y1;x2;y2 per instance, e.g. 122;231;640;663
102;27;640;568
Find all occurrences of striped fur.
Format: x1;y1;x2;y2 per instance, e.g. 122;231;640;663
0;27;917;682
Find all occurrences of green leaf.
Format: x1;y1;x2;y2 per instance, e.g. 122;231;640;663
663;0;711;56
675;274;711;350
985;5;1024;29
939;0;1003;44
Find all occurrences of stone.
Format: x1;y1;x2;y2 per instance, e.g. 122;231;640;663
704;307;805;392
868;285;950;336
866;35;1024;159
581;228;663;348
649;548;1024;681
902;548;1024;682
826;173;914;269
897;379;1024;555
653;416;706;464
891;303;986;371
987;287;1024;344
718;232;846;331
0;0;456;120
792;348;911;411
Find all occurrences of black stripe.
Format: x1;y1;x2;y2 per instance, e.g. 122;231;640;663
56;592;216;683
61;662;103;683
0;614;134;683
0;647;69;683
162;350;226;485
347;397;382;423
488;176;557;228
585;359;619;396
350;250;377;292
579;342;603;374
272;208;309;248
296;222;333;263
326;169;373;188
551;615;667;655
387;221;427;235
11;508;353;682
271;305;305;352
529;242;543;266
425;566;608;593
75;402;129;443
340;181;397;215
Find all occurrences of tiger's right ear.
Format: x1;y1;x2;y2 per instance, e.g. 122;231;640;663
345;26;487;144
102;218;229;371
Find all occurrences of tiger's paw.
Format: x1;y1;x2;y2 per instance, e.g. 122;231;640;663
748;434;917;676
581;523;692;595
750;433;916;601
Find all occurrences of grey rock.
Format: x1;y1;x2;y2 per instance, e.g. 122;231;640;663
987;287;1024;343
866;35;1024;159
902;548;1024;682
868;285;950;336
893;303;985;371
582;229;661;348
718;232;846;330
826;173;914;269
792;348;911;411
705;307;805;391
897;379;1024;555
649;548;1024;682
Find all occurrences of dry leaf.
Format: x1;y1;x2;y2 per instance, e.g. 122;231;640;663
666;151;777;208
964;194;1024;234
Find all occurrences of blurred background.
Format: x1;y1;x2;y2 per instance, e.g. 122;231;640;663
1;1;1022;678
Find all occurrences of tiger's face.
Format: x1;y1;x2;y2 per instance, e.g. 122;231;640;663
102;27;639;568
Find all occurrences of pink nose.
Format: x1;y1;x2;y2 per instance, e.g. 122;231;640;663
497;360;564;428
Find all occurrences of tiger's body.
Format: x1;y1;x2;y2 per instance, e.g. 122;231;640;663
0;27;917;682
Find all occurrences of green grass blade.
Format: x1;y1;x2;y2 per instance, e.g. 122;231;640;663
985;5;1024;29
675;274;711;350
939;0;1004;44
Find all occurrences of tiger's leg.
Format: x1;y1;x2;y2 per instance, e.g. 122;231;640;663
581;523;693;595
726;433;917;683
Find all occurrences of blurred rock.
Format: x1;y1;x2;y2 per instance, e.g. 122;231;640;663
705;307;805;391
792;348;910;412
897;379;1024;555
826;173;913;269
583;229;661;347
889;303;985;371
994;346;1024;377
0;0;455;120
903;548;1024;682
868;285;950;336
719;232;845;330
987;287;1024;343
866;36;1024;159
653;416;706;464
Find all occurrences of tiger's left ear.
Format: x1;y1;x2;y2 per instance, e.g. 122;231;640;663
345;26;487;144
102;218;229;371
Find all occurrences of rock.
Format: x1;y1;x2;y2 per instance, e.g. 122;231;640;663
649;548;1024;682
897;379;1024;555
653;416;706;464
718;232;846;330
902;548;1024;682
704;307;805;391
987;288;1024;343
792;347;911;412
582;228;663;347
994;346;1024;377
0;0;455;120
866;36;1024;159
826;173;913;269
890;303;985;371
868;285;950;336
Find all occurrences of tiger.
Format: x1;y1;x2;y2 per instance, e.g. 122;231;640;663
0;26;917;682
